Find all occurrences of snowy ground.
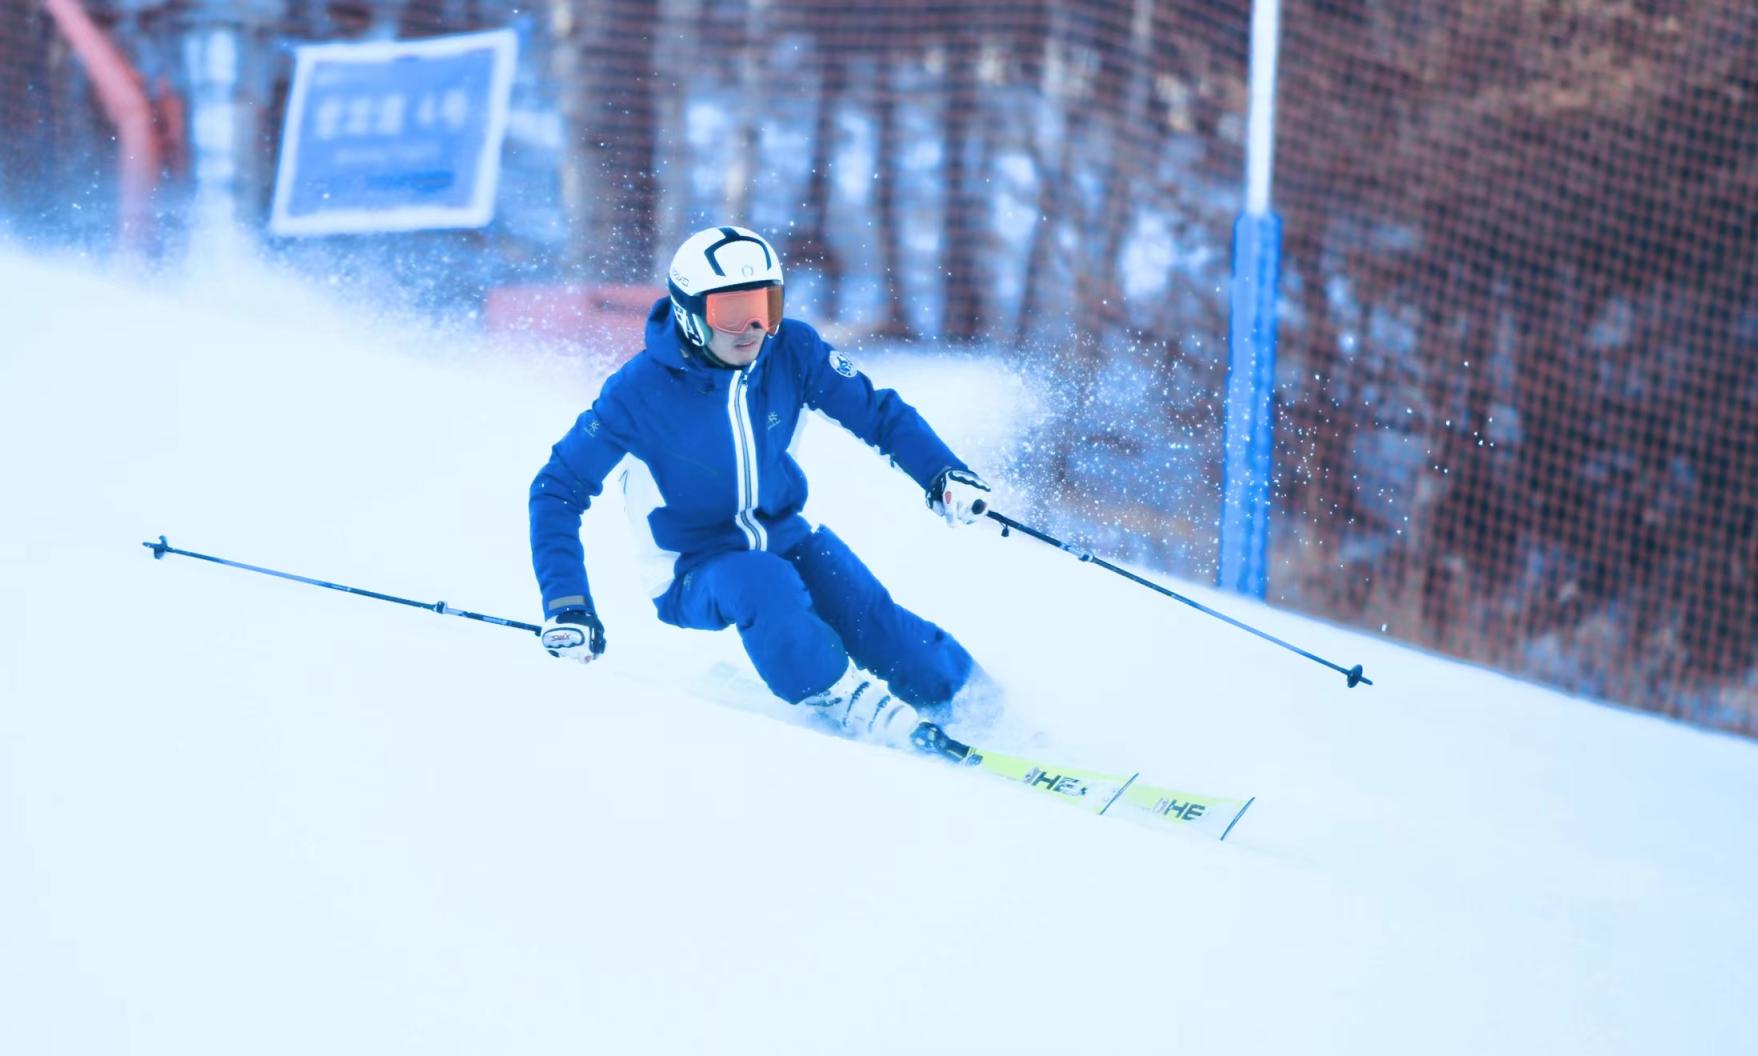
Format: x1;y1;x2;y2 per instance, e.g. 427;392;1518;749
3;244;1756;1055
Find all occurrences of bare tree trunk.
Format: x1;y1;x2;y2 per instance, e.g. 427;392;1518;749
721;2;772;225
0;9;54;225
1090;0;1156;324
872;50;912;338
575;0;660;279
940;25;983;341
1014;29;1067;349
549;0;589;270
1014;24;1100;513
794;54;847;321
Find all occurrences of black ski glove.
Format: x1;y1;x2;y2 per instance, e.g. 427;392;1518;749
927;467;991;525
541;608;606;664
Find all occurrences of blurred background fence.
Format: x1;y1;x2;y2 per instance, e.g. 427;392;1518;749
3;0;1755;734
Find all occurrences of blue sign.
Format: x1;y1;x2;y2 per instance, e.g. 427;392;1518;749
270;29;517;236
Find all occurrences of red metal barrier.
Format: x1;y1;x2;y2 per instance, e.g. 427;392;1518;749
483;283;661;358
42;0;164;256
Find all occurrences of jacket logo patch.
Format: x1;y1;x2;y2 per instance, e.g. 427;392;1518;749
767;412;782;429
585;418;601;436
829;350;857;378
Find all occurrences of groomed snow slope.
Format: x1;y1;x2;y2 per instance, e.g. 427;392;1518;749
3;247;1755;1055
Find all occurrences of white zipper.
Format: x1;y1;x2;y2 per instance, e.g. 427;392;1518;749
727;368;766;550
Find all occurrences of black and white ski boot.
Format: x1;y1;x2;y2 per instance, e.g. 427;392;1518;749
800;667;921;748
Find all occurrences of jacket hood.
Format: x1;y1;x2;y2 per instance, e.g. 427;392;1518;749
644;296;773;373
643;297;695;370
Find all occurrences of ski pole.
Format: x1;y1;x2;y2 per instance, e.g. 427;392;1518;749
141;535;541;635
981;511;1373;688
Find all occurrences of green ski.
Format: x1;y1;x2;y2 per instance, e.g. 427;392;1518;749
910;723;1254;841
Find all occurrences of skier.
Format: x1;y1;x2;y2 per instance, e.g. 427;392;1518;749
529;224;995;749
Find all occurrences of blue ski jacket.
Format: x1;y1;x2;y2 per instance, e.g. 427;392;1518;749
529;299;968;618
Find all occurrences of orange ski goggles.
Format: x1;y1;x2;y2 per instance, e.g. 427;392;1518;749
704;285;784;335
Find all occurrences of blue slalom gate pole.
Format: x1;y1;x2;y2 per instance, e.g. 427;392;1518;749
141;535;541;635
1219;0;1286;599
1218;210;1282;598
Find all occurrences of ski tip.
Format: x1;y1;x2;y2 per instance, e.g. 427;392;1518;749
1219;796;1256;842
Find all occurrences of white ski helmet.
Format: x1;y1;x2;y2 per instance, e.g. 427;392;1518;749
666;225;785;348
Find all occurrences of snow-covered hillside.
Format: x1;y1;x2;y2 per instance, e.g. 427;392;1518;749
3;246;1755;1055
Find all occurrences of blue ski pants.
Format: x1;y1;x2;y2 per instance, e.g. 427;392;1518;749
656;526;974;707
